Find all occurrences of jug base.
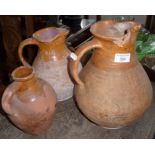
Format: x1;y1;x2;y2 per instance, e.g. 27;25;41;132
101;125;125;130
57;94;73;102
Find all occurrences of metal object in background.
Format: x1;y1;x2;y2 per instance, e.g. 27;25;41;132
145;15;155;34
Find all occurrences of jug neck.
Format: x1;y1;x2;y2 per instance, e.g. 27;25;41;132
12;66;42;93
91;38;138;70
33;27;69;61
40;37;69;61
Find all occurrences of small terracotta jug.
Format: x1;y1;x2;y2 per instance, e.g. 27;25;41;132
1;66;56;135
18;27;76;101
69;20;153;129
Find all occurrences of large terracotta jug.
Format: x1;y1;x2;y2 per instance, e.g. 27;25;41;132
18;27;74;101
1;66;56;135
69;20;153;129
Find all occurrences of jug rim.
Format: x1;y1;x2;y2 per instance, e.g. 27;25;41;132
12;66;35;82
90;19;141;41
32;27;69;43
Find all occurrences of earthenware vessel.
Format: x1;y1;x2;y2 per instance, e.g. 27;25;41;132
18;27;75;101
69;20;153;129
1;66;56;135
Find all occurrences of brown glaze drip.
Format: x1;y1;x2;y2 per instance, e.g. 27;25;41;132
39;36;69;61
90;38;138;70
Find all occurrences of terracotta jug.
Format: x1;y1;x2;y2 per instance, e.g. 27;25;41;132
18;27;75;101
69;20;153;129
1;66;56;135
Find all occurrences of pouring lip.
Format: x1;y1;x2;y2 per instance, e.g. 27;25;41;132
90;19;141;41
32;27;69;43
11;66;35;82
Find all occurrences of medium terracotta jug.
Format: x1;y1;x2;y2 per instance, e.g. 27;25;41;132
1;66;56;135
69;20;153;129
18;27;75;101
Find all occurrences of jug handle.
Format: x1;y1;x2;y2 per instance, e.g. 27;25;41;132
69;39;103;87
1;84;19;116
18;38;39;67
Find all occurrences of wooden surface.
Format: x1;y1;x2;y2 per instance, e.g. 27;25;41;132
0;82;155;139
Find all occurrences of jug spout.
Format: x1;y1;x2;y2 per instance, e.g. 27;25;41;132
90;20;141;47
32;27;69;43
131;22;141;33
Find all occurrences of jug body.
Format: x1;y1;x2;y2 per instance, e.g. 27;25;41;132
18;27;77;101
69;20;153;129
1;66;56;135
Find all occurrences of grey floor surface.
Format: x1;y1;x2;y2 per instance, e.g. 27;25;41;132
0;83;155;139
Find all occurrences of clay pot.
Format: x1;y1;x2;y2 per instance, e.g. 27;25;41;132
69;20;153;129
18;27;77;101
1;66;56;135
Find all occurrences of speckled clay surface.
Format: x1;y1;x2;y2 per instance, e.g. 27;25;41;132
33;54;74;101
